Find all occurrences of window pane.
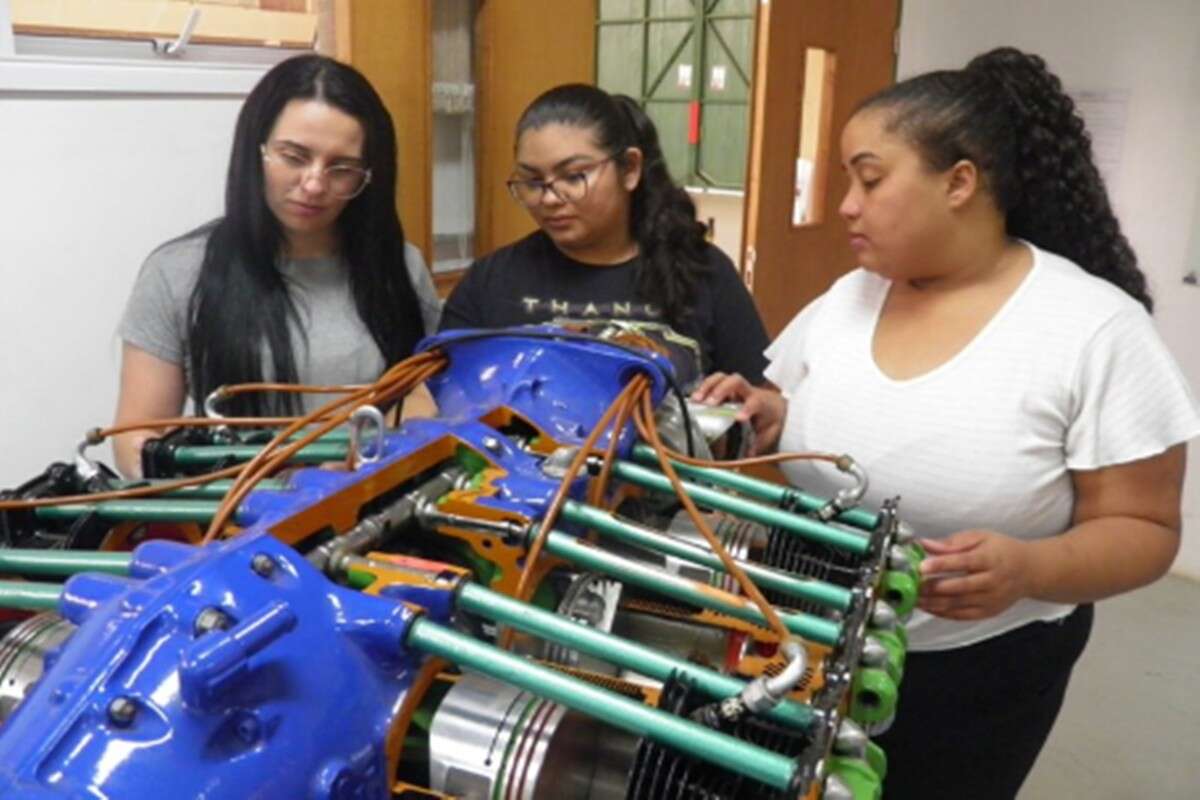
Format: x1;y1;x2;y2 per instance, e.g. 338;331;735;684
598;0;644;20
597;23;644;97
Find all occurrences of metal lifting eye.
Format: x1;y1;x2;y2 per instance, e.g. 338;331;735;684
348;405;386;468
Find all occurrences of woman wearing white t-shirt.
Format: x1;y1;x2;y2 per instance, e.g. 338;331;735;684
694;47;1199;799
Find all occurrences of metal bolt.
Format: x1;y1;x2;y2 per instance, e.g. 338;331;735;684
871;600;898;631
859;636;888;668
833;718;868;758
235;714;261;744
480;435;503;454
250;553;276;578
823;773;854;800
887;544;913;572
194;606;233;637
541;446;579;479
107;696;137;727
823;667;851;693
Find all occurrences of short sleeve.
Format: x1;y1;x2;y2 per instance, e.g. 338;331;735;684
763;294;825;397
117;248;190;365
404;242;443;334
1065;307;1200;469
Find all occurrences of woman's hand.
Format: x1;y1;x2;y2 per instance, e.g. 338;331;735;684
919;445;1186;621
691;373;787;455
917;530;1034;620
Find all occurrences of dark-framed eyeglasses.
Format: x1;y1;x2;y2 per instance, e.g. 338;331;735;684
506;155;617;206
260;142;372;199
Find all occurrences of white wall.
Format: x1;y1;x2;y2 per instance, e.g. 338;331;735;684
0;77;247;486
689;190;745;266
898;0;1200;579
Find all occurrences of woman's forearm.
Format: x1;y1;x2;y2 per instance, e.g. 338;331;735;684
1023;518;1180;604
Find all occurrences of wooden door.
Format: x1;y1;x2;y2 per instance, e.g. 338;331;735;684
475;0;597;258
341;0;434;259
742;0;899;336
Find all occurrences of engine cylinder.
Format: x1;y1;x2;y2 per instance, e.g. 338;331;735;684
0;613;74;724
429;672;640;800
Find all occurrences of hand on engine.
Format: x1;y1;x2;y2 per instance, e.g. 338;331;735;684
917;531;1034;620
691;372;786;455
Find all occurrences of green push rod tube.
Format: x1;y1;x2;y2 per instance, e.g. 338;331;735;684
560;500;851;612
111;479;287;500
456;581;815;730
609;460;868;555
168;442;349;466
406;616;801;791
630;444;880;531
0;549;131;578
35;499;223;524
0;581;63;611
538;529;842;646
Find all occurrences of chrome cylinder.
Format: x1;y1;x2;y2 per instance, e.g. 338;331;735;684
663;510;766;593
540;573;623;676
428;672;639;800
0;612;75;723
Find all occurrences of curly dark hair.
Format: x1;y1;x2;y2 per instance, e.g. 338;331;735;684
515;84;709;328
857;47;1151;312
184;55;425;415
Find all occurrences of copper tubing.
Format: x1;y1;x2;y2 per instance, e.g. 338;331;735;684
0;461;249;511
500;376;648;649
98;416;312;439
633;391;791;642
0;354;444;515
629;409;849;471
210;381;365;400
204;355;445;540
586;374;648;508
201;353;445;543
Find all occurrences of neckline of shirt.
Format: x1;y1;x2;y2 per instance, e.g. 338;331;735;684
537;231;640;271
863;240;1043;389
282;254;341;269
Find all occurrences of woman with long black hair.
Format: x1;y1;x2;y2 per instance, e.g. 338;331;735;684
694;47;1199;798
440;83;768;388
114;55;440;477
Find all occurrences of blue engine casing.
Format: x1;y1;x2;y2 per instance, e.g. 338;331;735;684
0;532;439;799
0;331;710;799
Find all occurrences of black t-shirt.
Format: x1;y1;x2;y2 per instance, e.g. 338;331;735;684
440;231;769;386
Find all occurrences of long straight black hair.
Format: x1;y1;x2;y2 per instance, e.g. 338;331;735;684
857;47;1151;312
515;84;709;330
187;55;425;415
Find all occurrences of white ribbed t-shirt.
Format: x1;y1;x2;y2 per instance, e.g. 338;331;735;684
765;243;1200;651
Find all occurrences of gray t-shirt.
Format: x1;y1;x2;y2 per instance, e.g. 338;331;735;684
118;233;442;413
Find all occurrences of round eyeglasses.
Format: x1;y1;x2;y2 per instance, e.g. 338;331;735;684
260;142;372;199
506;156;616;207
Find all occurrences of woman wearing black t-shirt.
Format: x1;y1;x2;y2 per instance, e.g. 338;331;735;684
440;84;769;387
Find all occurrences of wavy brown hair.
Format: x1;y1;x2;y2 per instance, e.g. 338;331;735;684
858;47;1150;311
